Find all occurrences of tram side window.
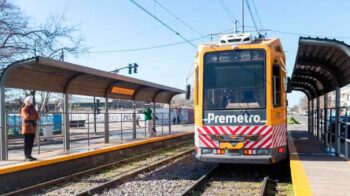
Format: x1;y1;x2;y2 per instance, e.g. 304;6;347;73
273;65;281;106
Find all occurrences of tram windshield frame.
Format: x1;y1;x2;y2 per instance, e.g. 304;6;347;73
203;49;266;110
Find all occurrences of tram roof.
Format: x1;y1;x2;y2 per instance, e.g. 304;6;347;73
0;56;184;103
291;37;350;99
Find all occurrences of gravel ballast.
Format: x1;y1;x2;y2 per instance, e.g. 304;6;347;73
99;156;214;196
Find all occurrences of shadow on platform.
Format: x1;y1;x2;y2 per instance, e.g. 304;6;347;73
288;130;344;162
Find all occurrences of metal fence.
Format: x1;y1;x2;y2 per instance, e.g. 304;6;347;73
5;108;193;155
310;106;350;159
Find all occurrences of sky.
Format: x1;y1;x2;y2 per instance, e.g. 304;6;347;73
12;0;350;106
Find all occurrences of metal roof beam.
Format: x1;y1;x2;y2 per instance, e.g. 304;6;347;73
292;87;312;100
104;80;121;97
152;89;167;103
63;73;85;93
292;82;318;98
296;60;339;86
132;86;147;101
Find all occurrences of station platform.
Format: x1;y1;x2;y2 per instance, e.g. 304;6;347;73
0;125;193;168
288;123;350;196
0;126;194;193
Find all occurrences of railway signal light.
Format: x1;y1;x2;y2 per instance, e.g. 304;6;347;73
186;84;191;100
112;63;139;75
133;63;138;73
128;64;132;74
96;99;101;114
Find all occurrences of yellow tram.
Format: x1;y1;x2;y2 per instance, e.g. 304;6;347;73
193;33;287;164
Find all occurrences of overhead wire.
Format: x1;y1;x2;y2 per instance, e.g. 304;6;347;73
90;36;204;54
154;0;204;37
238;24;350;40
91;24;163;48
251;0;263;29
245;0;259;31
91;0;213;48
268;29;350;40
90;27;233;54
153;0;207;84
129;0;196;48
217;0;236;24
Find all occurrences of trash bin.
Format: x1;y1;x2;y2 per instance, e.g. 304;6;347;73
43;125;54;141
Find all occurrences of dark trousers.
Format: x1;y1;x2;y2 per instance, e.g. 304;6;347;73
24;134;35;158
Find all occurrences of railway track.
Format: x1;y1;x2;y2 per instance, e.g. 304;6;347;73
76;149;194;196
4;142;291;196
92;159;290;196
2;141;194;196
181;165;278;196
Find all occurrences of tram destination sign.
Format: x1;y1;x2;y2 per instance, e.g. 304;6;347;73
203;110;266;125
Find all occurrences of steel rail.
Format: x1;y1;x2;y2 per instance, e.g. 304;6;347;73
181;168;276;196
2;141;193;196
259;176;276;196
180;164;219;196
76;149;194;196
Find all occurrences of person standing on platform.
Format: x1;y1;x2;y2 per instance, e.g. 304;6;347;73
20;96;39;161
143;104;155;137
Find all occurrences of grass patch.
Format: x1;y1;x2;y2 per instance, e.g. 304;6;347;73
276;183;294;196
287;117;300;124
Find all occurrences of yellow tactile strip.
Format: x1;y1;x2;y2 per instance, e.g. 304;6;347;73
0;131;193;175
287;132;313;196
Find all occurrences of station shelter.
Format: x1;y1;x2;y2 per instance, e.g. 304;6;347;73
291;37;350;159
0;56;184;160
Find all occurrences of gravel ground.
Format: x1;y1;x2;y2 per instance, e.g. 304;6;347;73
38;143;194;196
98;156;214;196
198;166;263;196
276;182;293;196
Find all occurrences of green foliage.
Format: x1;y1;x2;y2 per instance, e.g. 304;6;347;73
287;117;300;124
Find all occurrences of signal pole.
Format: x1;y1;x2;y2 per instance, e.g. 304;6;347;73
111;63;139;75
242;0;245;33
234;20;238;34
93;96;97;134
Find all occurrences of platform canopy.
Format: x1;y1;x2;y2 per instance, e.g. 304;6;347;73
0;56;184;103
291;37;350;99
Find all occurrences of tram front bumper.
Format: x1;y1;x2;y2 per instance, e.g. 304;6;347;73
195;153;287;164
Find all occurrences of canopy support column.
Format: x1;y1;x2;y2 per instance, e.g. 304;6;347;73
335;87;340;154
311;99;314;136
168;104;171;133
308;100;311;133
0;86;7;160
63;93;70;150
324;94;328;145
153;102;156;131
104;97;109;143
317;96;320;139
93;96;97;134
132;101;136;139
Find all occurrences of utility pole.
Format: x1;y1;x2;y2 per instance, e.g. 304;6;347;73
242;0;245;33
60;49;64;61
234;20;238;34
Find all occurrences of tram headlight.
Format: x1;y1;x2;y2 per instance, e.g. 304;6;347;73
201;148;213;154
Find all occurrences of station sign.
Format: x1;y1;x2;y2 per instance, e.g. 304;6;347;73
203;109;266;125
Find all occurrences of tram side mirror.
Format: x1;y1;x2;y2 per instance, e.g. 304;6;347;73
186;84;191;100
286;77;292;93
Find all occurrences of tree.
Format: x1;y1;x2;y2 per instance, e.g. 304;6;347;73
299;95;308;111
0;0;87;112
291;105;299;114
0;0;86;67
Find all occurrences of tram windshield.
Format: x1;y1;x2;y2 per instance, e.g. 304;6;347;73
204;50;266;110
